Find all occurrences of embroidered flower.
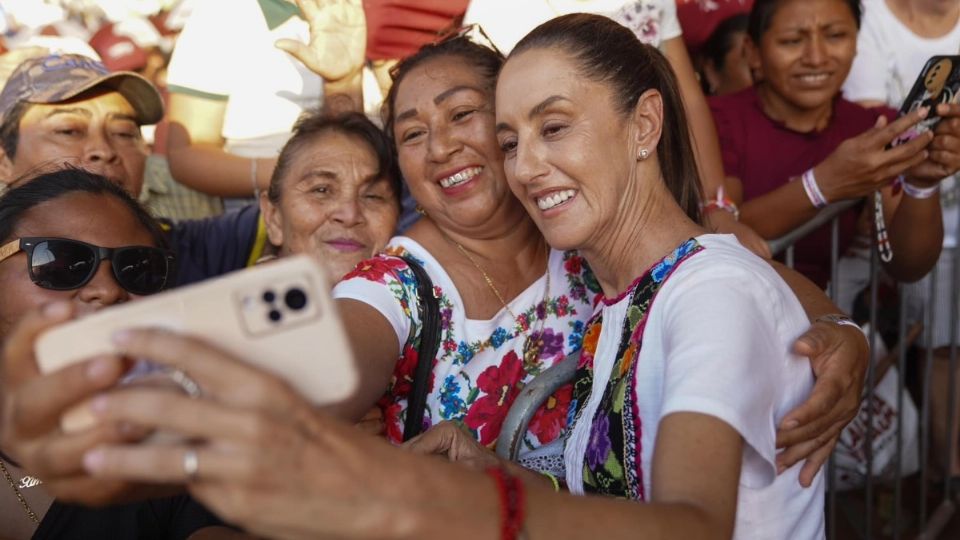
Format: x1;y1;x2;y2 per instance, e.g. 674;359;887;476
586;414;613;470
381;401;404;443
457;341;476;363
528;384;573;444
568;320;585;348
343;256;409;284
582;320;602;355
490;327;509;348
619;342;638;377
463;351;525;445
564;254;583;275
556;295;571;317
531;328;565;360
439;375;466;418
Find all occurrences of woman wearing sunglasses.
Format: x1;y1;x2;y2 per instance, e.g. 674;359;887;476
0;168;235;539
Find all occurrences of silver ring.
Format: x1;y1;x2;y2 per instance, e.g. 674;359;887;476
182;449;199;482
167;368;202;398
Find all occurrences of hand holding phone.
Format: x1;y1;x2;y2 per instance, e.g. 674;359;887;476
35;255;359;432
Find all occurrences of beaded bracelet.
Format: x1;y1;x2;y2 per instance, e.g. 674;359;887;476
487;467;526;540
801;168;828;208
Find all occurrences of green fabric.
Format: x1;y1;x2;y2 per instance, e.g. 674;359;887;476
257;0;304;31
167;84;229;102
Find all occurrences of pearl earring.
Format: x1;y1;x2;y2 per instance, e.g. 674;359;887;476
638;148;649;161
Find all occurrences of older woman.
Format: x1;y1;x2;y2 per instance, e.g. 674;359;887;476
71;15;829;538
0;169;232;539
258;109;402;280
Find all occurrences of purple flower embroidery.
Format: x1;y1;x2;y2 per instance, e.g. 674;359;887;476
533;328;565;359
587;415;612;470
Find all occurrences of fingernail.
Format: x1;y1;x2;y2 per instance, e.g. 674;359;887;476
111;330;132;346
43;301;70;318
86;358;115;381
90;394;110;414
83;449;105;472
782;419;799;429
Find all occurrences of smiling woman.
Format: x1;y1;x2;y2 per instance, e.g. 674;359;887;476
259;110;402;280
710;0;955;288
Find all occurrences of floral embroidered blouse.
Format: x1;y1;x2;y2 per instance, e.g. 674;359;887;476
333;236;602;461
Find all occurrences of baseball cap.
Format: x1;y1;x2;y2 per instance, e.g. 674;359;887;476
0;53;163;125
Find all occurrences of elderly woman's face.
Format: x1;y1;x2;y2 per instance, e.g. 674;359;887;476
392;55;513;230
0;193;155;337
754;0;858;112
495;48;637;252
262;131;399;280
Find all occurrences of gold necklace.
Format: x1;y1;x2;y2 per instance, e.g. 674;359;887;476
439;231;553;366
0;459;40;523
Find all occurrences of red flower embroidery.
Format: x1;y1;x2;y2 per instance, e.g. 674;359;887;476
391;343;419;396
381;401;404;443
464;351;525;446
564;255;583;275
528;383;573;444
343;256;408;284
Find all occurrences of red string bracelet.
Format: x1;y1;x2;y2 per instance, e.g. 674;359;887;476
486;467;526;540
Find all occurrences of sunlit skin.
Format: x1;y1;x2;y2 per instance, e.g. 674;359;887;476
0;192;155;338
260;131;399;280
749;0;859;131
494;50;688;285
392;55;530;237
1;90;148;196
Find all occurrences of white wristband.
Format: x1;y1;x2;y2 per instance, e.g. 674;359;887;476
801;168;828;208
902;179;940;199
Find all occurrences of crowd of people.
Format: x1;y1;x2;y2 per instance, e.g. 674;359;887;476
0;0;958;538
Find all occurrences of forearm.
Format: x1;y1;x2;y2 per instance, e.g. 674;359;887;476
740;180;821;239
167;142;276;197
885;193;944;282
770;260;842;318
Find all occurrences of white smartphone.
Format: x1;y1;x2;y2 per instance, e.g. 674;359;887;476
36;255;358;430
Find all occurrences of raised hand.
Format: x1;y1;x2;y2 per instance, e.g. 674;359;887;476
274;0;367;82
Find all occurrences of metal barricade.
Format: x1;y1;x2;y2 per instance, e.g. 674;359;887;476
498;195;960;539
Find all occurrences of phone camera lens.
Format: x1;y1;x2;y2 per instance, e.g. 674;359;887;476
263;290;276;303
284;288;308;311
268;309;282;322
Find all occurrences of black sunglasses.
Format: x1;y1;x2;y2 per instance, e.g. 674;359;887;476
0;237;175;295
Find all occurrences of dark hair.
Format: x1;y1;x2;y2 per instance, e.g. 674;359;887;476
0;167;168;249
510;13;702;222
748;0;861;44
381;36;504;144
0;101;30;160
703;14;749;72
267;110;402;207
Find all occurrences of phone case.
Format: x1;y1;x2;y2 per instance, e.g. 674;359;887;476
36;255;359;429
892;55;960;147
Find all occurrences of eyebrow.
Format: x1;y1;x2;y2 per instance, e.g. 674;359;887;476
495;95;571;133
45;107;91;119
394;85;486;124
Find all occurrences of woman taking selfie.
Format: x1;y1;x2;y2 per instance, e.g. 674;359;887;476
57;15;840;538
0;169;231;539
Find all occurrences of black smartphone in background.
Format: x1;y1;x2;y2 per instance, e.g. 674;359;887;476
890;56;960;147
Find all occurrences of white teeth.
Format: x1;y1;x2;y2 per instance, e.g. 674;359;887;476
799;73;828;83
536;189;577;210
439;167;482;188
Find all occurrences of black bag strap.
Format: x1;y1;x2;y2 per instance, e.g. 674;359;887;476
399;255;441;441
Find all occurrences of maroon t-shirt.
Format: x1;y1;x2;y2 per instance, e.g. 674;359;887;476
709;86;896;287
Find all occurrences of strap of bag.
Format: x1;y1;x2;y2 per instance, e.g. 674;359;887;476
399;255;441;441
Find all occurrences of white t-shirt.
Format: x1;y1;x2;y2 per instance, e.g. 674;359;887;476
333;237;600;465
165;0;323;157
564;235;824;539
463;0;682;53
843;0;960;248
